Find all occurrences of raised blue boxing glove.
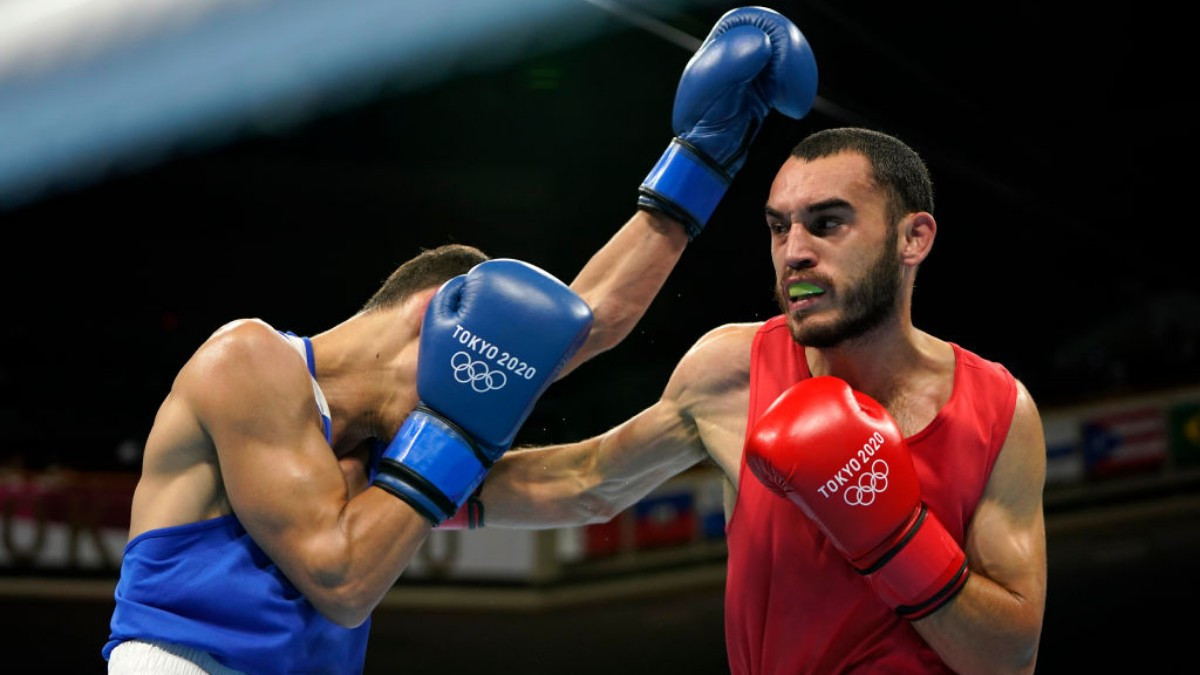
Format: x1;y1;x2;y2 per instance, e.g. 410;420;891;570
372;259;593;525
638;6;818;238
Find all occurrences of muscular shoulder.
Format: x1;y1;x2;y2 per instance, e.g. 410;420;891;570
986;378;1046;512
667;322;760;403
176;319;308;417
185;319;287;375
1008;380;1046;468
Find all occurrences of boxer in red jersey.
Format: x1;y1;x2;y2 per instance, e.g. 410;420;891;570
473;127;1048;674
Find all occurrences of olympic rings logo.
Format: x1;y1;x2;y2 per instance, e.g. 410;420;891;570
451;351;507;392
843;459;889;506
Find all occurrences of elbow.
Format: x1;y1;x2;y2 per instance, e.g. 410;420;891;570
947;647;1038;675
580;296;642;357
991;653;1039;675
300;554;385;628
967;631;1042;675
323;606;372;630
1007;604;1045;675
974;626;1044;675
309;581;377;628
1011;639;1041;675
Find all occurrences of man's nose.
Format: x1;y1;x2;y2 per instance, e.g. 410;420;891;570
782;225;817;270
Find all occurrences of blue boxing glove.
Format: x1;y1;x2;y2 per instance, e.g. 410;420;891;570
638;6;818;238
372;259;593;525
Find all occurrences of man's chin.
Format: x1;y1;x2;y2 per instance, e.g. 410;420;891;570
785;315;820;344
786;312;850;348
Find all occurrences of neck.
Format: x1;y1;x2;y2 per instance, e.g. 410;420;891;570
308;299;426;454
804;312;934;404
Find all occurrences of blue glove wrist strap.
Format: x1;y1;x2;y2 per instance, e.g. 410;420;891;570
637;138;731;239
372;406;489;524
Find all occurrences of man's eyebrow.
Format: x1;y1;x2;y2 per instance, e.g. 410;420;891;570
808;198;852;213
764;198;853;219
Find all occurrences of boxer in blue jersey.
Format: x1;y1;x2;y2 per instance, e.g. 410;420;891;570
102;232;680;674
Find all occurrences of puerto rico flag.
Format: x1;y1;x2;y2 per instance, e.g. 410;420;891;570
1082;406;1168;478
1042;414;1084;485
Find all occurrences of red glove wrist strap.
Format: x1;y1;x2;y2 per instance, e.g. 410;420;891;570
864;504;969;620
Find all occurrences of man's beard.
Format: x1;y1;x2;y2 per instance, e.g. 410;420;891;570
776;235;903;348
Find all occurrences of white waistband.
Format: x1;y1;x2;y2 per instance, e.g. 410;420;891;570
108;640;247;675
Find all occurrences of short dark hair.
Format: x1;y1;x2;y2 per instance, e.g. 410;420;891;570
360;244;489;313
791;127;934;224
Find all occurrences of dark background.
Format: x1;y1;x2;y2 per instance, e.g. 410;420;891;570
0;1;1196;672
1;0;1195;470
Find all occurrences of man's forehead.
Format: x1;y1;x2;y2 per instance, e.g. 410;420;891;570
768;152;874;211
782;151;870;181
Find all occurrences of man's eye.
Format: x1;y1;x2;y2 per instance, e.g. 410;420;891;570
767;221;789;235
808;217;840;234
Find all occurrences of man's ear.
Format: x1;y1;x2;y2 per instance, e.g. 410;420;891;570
405;286;442;336
415;286;439;319
901;211;936;266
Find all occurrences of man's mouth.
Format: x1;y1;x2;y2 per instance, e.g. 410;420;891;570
787;281;826;301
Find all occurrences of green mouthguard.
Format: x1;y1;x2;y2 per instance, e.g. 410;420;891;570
788;282;824;299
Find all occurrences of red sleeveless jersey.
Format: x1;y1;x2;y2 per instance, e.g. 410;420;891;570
724;316;1017;674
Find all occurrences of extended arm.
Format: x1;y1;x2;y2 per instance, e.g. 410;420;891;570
913;381;1048;674
467;322;754;528
479;393;707;528
562;6;817;377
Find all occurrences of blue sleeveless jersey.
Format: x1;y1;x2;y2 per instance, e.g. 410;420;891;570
103;332;371;673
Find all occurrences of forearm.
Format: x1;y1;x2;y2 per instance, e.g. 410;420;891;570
562;210;688;376
285;489;432;628
474;439;616;529
475;425;700;529
913;572;1043;675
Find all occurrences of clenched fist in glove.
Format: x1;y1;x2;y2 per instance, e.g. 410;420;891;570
638;6;818;238
372;259;593;526
746;376;970;620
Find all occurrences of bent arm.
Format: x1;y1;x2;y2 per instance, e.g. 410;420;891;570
561;209;688;377
189;322;431;628
914;381;1048;675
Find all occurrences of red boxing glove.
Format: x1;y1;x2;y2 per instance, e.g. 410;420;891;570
746;376;969;619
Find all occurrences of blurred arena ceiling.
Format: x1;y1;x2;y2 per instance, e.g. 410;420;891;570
0;0;1194;466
